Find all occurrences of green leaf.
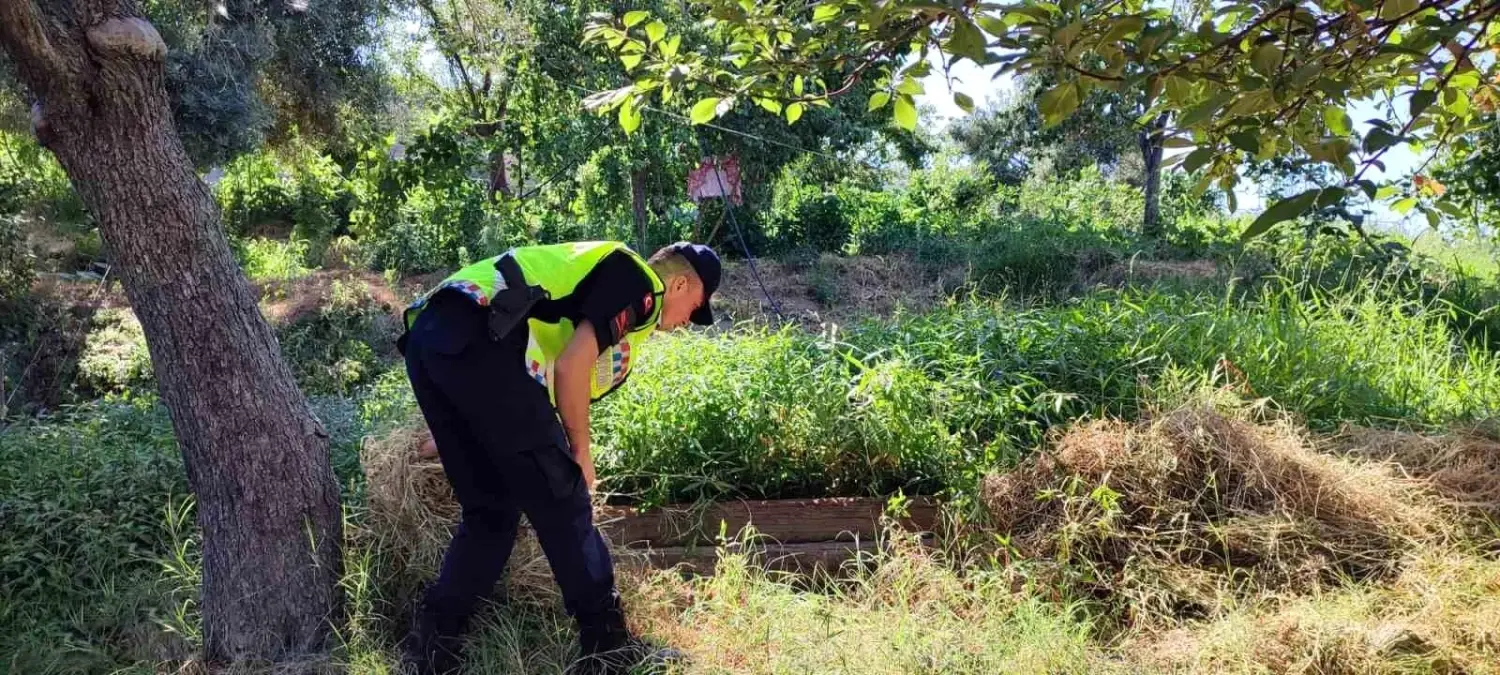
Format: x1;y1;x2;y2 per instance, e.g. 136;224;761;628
645;20;667;44
1436;200;1466;218
1229;130;1260;154
976;14;1008;36
659;35;680;59
1164;75;1192;103
948;18;988;63
1409;89;1436;119
894;94;918;131
621;52;642;70
1323;105;1352;135
794;75;805;96
1425;208;1441;230
1055;20;1082;46
1039;83;1080;125
1379;0;1417;21
868;91;891;111
896;77;925;96
1179;92;1233;127
1251;43;1282;77
756;98;783;115
786;102;805;124
954;92;975;113
691;97;721;125
1161;136;1195;149
1375;185;1400;199
1100;16;1145;45
623;10;648;28
1363;127;1401;154
1226;90;1276;117
1183;147;1215;173
618;97;642;134
1314;186;1347;209
1393;196;1418;214
1241;189;1319;240
812;4;841;22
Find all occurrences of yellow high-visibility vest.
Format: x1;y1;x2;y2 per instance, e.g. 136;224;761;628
404;241;663;402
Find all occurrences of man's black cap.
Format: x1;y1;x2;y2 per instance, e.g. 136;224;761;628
668;241;720;326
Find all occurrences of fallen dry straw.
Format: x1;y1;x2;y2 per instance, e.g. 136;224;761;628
982;407;1454;625
360;421;457;573
1329;425;1500;525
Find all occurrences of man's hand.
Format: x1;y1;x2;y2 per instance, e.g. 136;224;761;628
555;320;601;492
576;446;597;491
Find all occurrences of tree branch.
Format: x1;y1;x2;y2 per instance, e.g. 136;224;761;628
0;0;67;95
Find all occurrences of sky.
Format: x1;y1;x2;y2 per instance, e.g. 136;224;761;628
916;60;1431;236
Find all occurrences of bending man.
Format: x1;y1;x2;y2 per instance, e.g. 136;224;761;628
397;241;721;674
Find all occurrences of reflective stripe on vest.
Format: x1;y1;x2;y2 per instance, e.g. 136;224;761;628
403;241;663;403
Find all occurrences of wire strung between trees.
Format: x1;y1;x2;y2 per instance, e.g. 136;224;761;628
704;162;786;323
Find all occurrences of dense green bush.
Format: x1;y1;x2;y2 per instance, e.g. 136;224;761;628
276;279;397;396
0;132;87;227
346;120;497;274
76;308;154;396
0;391;375;673
214;144;350;252
0;398;185;673
234;236;312;282
0;215;35;315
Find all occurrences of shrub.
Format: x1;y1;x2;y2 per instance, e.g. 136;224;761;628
347;120;494;274
235;236;312;282
214;144;349;254
0;215;35;314
76;307;154;395
0;399;186;673
0;131;88;227
277;279;396;396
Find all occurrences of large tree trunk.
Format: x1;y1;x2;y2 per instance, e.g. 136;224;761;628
0;3;342;667
1139;114;1167;239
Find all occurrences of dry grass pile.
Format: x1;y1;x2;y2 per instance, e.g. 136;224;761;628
981;407;1455;624
1126;551;1500;674
360;420;457;574
357;420;572;609
1331;425;1500;526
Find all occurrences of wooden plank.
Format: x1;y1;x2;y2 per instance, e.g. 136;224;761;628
595;497;940;547
616;540;885;576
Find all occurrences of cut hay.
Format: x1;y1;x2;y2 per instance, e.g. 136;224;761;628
981;407;1454;625
1329;425;1500;525
360;420;457;572
358;420;614;607
1124;552;1500;674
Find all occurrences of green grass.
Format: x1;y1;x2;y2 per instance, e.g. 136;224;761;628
5;261;1500;672
597;282;1500;505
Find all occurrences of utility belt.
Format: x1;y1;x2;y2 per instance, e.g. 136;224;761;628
486;254;550;342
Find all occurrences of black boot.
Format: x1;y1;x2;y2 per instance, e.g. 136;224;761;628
400;596;469;675
566;604;683;675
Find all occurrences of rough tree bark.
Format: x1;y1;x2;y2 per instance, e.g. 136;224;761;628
0;1;342;667
1139;113;1168;239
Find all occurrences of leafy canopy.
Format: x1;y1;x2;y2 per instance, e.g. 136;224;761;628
585;0;1500;238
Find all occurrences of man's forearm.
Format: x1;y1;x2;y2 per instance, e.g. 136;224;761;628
555;321;600;489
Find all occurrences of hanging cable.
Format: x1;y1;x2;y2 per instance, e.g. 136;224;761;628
704;159;785;323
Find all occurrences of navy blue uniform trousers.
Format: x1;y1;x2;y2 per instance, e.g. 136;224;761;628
403;291;618;626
